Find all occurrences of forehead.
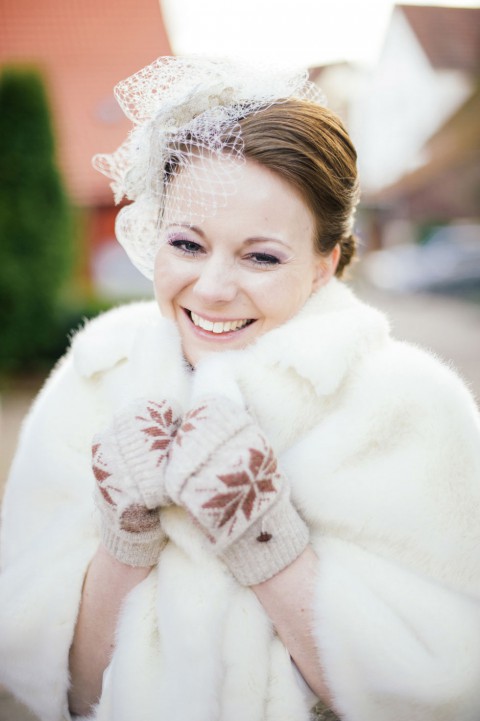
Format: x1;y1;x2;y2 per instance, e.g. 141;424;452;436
163;152;240;223
163;155;314;237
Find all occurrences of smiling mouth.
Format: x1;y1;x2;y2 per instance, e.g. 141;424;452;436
186;309;255;334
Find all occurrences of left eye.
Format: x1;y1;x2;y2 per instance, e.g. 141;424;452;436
247;253;280;266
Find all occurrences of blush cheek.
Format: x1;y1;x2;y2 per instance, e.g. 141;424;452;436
154;255;186;316
252;276;293;321
257;284;308;331
153;275;176;320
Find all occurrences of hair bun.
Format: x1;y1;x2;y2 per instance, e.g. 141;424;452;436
337;233;358;277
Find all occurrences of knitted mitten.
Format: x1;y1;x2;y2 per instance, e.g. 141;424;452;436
92;397;181;566
165;396;309;585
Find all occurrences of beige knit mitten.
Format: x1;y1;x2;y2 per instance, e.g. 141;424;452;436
92;397;181;566
165;396;309;585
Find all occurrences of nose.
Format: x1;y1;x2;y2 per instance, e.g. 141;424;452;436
192;256;238;304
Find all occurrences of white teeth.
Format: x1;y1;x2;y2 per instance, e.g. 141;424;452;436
190;311;250;334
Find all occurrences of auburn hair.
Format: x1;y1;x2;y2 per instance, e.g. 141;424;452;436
239;100;359;276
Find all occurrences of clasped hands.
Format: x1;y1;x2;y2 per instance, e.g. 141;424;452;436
92;396;308;586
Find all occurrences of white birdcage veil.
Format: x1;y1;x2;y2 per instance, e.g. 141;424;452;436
93;56;326;279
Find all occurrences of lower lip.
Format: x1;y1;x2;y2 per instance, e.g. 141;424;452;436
183;310;256;341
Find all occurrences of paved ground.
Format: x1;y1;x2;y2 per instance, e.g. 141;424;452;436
0;282;479;720
354;279;480;398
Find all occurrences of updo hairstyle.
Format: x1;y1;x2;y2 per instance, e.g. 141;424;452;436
239;100;360;276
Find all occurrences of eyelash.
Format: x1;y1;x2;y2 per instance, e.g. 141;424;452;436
168;237;203;256
167;237;281;266
246;252;280;266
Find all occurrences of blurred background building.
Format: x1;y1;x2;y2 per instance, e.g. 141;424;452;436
0;0;172;299
1;0;479;300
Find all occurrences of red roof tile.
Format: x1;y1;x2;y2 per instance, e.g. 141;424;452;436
0;0;172;205
400;5;480;72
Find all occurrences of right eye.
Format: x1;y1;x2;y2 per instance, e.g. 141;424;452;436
167;237;203;256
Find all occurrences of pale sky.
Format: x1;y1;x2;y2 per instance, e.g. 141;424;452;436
161;0;479;68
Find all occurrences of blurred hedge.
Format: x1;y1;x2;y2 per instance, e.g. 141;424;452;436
0;66;77;374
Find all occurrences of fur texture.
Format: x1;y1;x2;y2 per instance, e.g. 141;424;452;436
1;280;479;721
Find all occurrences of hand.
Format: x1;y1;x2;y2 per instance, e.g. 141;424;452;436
92;397;181;567
165;396;309;585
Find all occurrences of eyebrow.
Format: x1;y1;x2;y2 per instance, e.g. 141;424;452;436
243;236;290;248
166;223;206;238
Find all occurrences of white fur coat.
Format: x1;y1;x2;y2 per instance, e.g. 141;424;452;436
1;279;479;721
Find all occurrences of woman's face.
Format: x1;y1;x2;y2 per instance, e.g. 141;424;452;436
154;157;339;366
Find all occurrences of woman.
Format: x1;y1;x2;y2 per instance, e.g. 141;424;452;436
0;57;479;721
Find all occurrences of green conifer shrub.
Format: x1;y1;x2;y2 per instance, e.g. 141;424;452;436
0;66;74;372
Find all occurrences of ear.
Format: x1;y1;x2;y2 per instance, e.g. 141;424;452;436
311;244;340;291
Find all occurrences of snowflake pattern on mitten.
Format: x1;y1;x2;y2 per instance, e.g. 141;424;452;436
92;440;117;506
93;398;180;514
136;400;179;461
165;395;309;584
174;403;209;447
92;397;181;565
166;398;283;548
201;443;279;536
92;441;159;533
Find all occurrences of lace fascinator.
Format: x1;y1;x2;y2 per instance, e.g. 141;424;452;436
93;56;325;279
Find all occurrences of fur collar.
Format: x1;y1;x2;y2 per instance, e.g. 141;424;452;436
72;280;389;397
71;280;390;452
230;279;390;397
71;300;161;378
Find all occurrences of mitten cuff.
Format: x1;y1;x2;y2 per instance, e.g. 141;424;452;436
100;507;167;567
221;491;309;586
